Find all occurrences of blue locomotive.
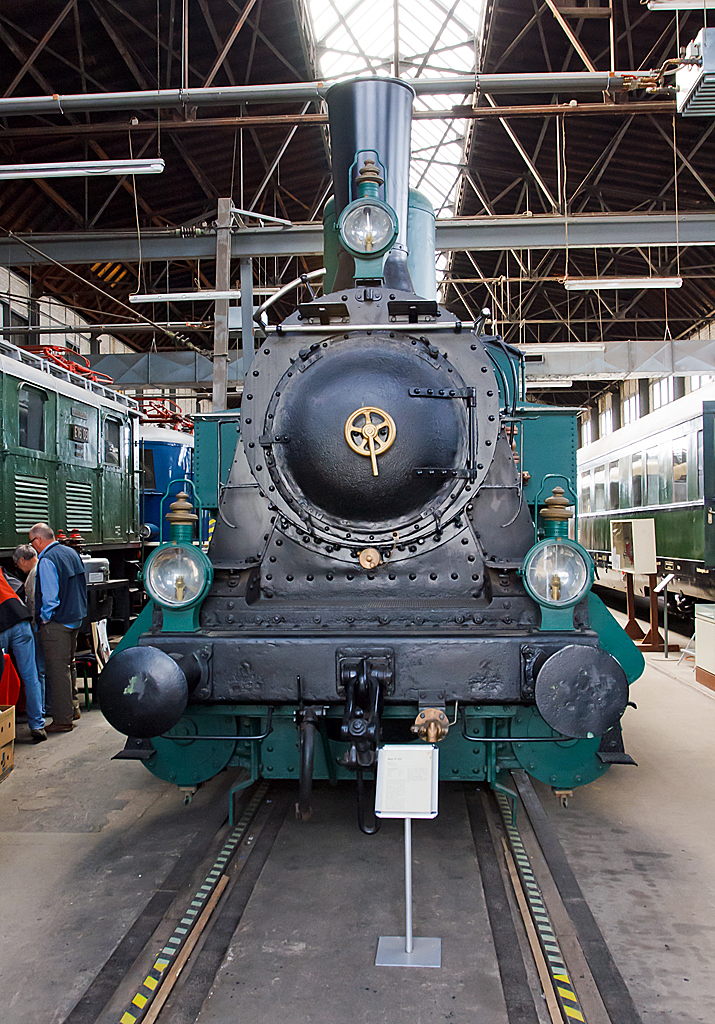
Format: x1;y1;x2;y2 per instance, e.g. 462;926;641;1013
139;418;195;545
99;78;643;826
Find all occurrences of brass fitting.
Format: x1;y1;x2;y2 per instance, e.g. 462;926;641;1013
539;486;572;523
358;547;381;569
357;158;384;187
411;708;449;743
165;490;198;525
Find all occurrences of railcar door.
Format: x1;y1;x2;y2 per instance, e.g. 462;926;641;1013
101;413;131;543
57;396;98;542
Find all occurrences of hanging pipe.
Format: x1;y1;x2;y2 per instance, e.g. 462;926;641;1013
0;74;631;118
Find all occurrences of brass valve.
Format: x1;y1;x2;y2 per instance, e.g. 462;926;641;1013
411;708;449;743
358;547;381;569
344;406;396;477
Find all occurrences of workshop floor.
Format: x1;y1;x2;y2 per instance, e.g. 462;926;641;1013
533;618;715;1024
0;617;713;1024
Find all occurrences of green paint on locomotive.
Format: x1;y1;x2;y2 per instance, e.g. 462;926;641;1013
0;360;138;552
142;702;611;791
517;402;579;514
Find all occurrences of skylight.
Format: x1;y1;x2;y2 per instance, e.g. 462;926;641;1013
306;0;485;219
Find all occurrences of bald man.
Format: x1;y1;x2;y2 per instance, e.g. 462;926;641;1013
29;523;87;733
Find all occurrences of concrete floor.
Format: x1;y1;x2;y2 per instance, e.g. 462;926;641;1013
0;712;233;1024
0;617;713;1024
196;785;510;1024
532;621;715;1024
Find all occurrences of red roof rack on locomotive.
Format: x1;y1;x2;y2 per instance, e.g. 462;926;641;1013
25;345;114;385
137;397;193;434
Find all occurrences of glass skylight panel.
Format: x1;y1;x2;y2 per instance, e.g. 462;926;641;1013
306;0;486;223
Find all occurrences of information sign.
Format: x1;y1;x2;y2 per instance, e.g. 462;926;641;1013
375;744;439;819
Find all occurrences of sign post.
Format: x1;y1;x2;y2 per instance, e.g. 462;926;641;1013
374;744;441;968
654;573;677;657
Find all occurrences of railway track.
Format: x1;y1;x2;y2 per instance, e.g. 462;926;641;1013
62;774;643;1024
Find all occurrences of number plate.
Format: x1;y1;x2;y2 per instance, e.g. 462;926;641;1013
70;424;89;443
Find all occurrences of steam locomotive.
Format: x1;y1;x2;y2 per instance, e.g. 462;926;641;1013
99;77;643;828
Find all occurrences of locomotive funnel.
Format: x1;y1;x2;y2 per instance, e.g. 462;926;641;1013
326;78;415;291
96;646;194;738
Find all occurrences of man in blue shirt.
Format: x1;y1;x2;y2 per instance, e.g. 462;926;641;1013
29;523;87;733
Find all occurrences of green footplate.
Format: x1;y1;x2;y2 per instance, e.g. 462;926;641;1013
146;709;237;786
511;706;608;789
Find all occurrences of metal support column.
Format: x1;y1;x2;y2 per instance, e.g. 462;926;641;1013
240;256;254;363
212;197;232;411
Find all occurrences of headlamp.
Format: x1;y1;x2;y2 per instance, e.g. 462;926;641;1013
522;538;593;609
338;198;398;258
144;543;212;610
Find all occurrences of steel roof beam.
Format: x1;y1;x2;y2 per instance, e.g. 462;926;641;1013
204;0;260;88
2;214;715;266
2;0;75;98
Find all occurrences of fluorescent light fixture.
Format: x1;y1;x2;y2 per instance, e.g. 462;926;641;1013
563;276;683;291
0;159;165;179
517;343;606;352
525;378;574;388
129;287;279;304
648;0;715;9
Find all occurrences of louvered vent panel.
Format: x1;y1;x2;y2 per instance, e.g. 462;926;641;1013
15;476;50;532
681;79;715;116
65;482;94;532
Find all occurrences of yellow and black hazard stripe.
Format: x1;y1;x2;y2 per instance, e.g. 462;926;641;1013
117;781;270;1024
496;792;586;1024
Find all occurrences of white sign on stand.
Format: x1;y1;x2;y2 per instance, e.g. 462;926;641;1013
374;744;441;969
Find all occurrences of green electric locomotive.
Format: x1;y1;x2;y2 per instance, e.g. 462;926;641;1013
0;339;140;576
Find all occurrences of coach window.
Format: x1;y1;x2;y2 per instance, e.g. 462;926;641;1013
646;448;659;505
104;418;121;466
580;470;591;514
594;465;605;511
609;461;620;510
672;439;688;503
631;452;643;507
18;385;46;451
140;447;156;490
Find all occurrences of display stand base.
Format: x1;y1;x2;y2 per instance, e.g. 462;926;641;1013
375;935;441;968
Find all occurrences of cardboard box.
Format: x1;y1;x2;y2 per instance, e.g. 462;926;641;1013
0;705;15;783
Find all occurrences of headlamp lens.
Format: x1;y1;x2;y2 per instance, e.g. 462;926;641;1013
145;545;207;607
341;202;396;255
524;541;590;606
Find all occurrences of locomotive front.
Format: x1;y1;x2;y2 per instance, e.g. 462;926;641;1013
100;78;643;824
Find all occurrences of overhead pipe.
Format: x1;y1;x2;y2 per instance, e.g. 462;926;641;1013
0;73;630;117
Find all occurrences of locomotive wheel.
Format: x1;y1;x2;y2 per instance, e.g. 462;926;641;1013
510;706;608;790
145;709;237;787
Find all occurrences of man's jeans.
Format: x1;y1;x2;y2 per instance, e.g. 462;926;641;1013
33;626;46;714
0;621;44;731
